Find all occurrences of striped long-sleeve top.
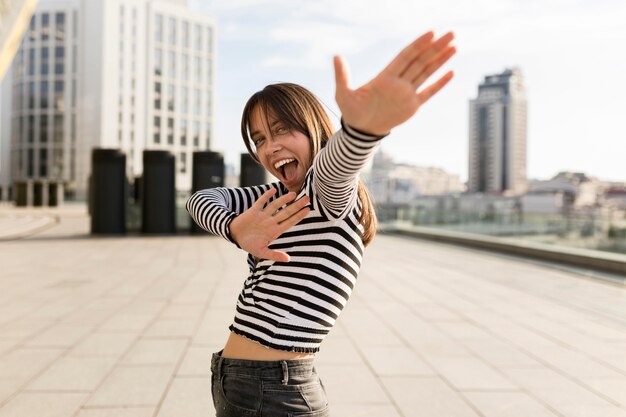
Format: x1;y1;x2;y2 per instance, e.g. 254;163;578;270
186;122;383;353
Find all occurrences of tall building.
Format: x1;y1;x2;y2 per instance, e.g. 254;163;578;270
468;68;527;195
0;0;215;202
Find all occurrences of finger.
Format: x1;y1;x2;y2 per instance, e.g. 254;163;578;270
272;196;310;222
412;46;456;89
334;55;351;94
260;248;291;263
265;191;297;213
417;70;454;106
383;31;434;76
401;32;454;82
253;187;278;210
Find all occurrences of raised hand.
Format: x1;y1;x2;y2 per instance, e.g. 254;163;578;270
229;189;310;262
334;31;456;136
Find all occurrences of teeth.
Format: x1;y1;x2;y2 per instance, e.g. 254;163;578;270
274;158;295;170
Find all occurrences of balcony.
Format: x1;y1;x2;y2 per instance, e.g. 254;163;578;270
0;205;625;416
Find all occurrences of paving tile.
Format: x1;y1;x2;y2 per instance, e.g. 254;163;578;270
75;407;155;417
360;346;434;376
381;376;481;417
142;318;197;338
329;403;402;416
315;334;364;366
464;392;560;417
426;356;518;391
177;346;219;377
121;339;188;366
0;378;21;404
26;356;118;392
86;366;174;407
0;348;64;382
24;324;93;348
70;332;138;357
155;376;212;417
461;339;543;369
0;392;87;417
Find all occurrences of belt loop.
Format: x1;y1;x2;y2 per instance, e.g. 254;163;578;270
217;355;224;380
281;360;289;385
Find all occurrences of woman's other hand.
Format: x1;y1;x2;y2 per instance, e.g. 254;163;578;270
334;31;456;136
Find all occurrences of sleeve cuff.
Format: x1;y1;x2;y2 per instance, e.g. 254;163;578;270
341;119;389;141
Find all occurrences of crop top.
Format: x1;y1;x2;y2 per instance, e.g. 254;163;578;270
186;122;383;352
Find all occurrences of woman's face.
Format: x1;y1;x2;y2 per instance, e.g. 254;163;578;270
249;106;312;193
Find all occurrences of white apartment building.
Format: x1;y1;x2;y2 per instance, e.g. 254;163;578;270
468;68;527;195
0;0;215;202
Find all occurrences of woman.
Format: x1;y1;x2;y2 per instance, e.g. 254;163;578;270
187;30;456;416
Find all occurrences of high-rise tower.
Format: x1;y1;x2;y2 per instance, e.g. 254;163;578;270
468;68;527;195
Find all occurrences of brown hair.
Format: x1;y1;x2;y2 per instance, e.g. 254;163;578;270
240;83;377;246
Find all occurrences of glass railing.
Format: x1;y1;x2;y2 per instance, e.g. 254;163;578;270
378;204;626;255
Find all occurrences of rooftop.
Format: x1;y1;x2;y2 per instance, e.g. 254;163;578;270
1;205;625;417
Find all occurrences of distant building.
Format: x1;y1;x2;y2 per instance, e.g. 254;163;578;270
0;0;215;203
364;150;464;205
468;68;527;195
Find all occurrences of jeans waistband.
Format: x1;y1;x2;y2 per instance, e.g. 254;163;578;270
211;350;316;384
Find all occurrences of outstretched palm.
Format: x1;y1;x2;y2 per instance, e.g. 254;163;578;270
335;31;456;136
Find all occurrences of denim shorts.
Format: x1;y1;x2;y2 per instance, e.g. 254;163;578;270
210;350;330;417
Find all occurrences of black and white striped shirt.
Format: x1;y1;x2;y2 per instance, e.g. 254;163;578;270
187;122;383;352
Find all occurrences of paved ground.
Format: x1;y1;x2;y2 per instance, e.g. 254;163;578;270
1;206;626;417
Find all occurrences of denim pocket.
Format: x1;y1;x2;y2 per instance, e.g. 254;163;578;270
219;373;261;415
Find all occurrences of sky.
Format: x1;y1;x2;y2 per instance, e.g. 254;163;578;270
189;0;626;182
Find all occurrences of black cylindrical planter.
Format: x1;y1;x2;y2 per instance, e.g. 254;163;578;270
191;151;225;234
14;182;27;207
240;153;266;187
142;150;176;234
91;149;127;234
48;183;58;207
33;182;43;206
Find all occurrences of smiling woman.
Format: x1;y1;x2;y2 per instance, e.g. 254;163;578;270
186;30;455;417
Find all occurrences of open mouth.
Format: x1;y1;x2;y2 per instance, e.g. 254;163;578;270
274;158;298;183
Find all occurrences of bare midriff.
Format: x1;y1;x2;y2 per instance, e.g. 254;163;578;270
221;332;315;361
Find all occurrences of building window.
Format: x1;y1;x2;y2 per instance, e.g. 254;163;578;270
180;152;187;173
206;93;212;116
41;47;49;75
181;87;188;113
39;149;48;177
194;24;202;50
28;149;34;177
40;80;49;108
207;27;213;53
55;13;65;41
54;81;64;110
54;115;63;143
27;115;35;143
41;13;49;41
154;48;162;76
182;21;189;48
28;15;37;41
53;148;63;178
167;118;174;144
155;14;163;42
192;90;200;116
168;51;176;78
167;84;175;111
194;56;201;82
28;48;35;75
193;121;199;147
169;17;176;45
182;54;189;81
40;115;48;143
207;58;212;84
180;119;187;146
54;46;64;74
28;82;34;109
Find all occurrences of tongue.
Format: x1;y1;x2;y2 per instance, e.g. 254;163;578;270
283;161;298;183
